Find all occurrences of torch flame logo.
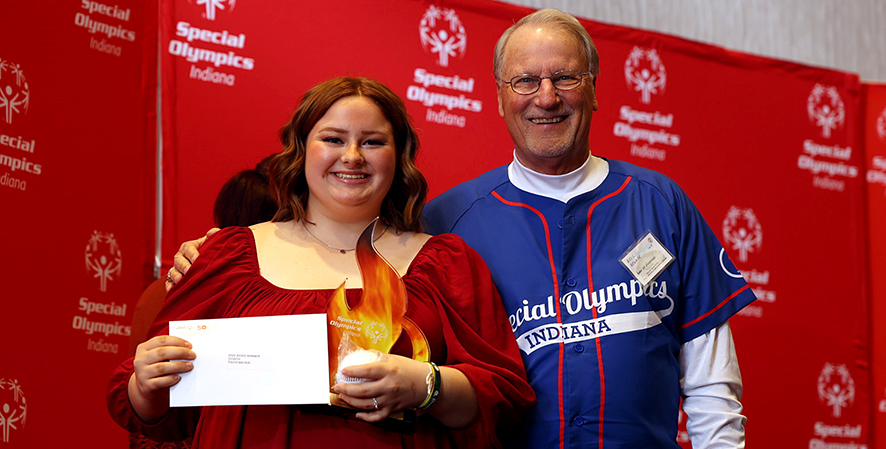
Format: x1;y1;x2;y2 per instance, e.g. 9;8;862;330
326;219;430;387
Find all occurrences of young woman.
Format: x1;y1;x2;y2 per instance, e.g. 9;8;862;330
107;77;534;448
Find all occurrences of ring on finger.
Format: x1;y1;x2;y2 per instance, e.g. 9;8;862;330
166;271;173;282
372;397;379;410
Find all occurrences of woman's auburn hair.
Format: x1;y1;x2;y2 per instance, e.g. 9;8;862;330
269;77;428;233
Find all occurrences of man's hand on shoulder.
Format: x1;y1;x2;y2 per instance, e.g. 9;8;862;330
164;227;220;291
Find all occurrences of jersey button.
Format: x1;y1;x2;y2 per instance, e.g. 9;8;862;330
566;278;577;287
573;416;586;426
574;343;585;353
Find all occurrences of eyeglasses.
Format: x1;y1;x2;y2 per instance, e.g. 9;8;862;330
500;70;591;95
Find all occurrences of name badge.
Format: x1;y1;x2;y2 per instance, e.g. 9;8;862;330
619;231;674;287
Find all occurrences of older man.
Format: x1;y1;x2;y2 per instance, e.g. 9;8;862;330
423;9;755;449
169;8;755;449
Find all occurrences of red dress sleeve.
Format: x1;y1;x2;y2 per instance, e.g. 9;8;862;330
407;234;536;448
106;227;256;441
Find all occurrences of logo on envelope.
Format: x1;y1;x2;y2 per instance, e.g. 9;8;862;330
419;5;467;67
624;46;667;104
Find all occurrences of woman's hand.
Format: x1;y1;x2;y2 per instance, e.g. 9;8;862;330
128;335;196;423
332;354;429;422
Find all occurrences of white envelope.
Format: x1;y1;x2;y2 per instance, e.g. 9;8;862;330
169;314;331;407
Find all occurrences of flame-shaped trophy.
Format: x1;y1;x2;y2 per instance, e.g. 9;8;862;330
326;218;430;429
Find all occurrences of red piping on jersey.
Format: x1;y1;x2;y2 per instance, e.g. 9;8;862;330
682;284;750;329
585;176;632;449
491;190;565;449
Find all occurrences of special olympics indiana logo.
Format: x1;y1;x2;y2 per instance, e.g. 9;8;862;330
419;5;467;67
722;206;762;263
194;0;235;21
364;321;390;344
0;58;31;124
877;106;886;141
817;363;855;418
624;46;666;104
807;84;845;139
0;378;27;443
85;230;122;292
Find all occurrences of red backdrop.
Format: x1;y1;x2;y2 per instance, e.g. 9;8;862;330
0;0;156;446
863;82;886;449
1;0;880;447
159;1;871;445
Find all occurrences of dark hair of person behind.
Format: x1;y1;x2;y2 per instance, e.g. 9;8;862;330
213;158;278;228
270;77;428;233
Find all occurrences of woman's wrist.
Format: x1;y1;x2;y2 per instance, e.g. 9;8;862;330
128;373;168;424
417;361;440;410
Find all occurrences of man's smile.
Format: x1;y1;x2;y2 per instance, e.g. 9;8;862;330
529;116;566;124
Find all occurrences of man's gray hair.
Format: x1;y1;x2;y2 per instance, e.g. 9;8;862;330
493;8;600;79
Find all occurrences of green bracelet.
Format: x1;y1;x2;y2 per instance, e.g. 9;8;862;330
418;361;441;410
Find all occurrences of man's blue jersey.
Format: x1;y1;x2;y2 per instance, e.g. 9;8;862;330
424;159;755;448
